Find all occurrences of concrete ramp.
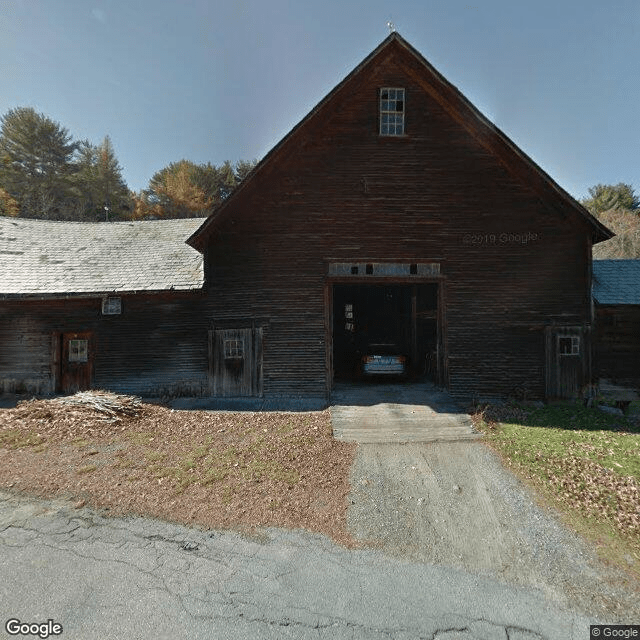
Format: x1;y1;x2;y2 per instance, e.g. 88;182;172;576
330;381;481;443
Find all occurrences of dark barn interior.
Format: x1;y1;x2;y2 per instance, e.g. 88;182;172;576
332;283;438;382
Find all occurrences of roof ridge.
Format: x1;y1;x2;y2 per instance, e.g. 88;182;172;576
186;32;612;251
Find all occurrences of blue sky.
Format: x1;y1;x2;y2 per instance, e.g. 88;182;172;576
1;0;638;199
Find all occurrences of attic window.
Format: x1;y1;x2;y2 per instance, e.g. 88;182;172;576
380;88;405;136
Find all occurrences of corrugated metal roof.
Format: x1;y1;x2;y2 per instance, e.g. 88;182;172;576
593;259;640;305
0;216;206;297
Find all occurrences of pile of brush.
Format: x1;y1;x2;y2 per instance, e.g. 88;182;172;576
54;390;143;422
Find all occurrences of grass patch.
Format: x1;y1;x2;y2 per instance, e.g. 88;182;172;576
144;450;167;463
76;464;97;474
127;431;156;446
524;402;637;432
0;429;46;450
473;402;640;574
126;434;302;496
244;459;299;486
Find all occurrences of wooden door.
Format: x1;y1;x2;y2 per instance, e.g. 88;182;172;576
209;327;263;397
545;326;590;400
61;332;93;393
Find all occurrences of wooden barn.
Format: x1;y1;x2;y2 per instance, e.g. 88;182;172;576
593;259;640;386
1;33;614;405
187;32;612;403
0;216;208;397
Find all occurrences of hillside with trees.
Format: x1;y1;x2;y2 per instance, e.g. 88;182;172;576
0;106;256;221
581;183;640;259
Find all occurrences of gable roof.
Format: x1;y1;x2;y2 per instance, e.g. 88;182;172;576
187;32;613;252
593;259;640;305
0;216;205;299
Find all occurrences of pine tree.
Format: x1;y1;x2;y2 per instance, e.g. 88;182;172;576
582;183;640;216
73;136;131;220
0;107;78;218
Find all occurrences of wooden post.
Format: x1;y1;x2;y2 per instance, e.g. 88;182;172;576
411;285;417;376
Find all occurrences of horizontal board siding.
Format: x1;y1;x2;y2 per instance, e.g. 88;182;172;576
0;313;53;393
595;305;640;381
201;45;594;401
0;293;208;397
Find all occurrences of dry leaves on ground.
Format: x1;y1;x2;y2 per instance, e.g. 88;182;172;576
0;392;357;546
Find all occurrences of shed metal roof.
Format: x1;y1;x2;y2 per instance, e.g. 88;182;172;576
0;216;206;298
593;259;640;305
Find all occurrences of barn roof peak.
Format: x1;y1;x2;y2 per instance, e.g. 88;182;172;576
187;33;612;250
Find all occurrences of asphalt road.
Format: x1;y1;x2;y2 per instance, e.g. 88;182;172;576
0;490;595;640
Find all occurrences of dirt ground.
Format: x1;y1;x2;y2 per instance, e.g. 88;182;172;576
347;440;640;623
0;392;356;546
2;390;639;623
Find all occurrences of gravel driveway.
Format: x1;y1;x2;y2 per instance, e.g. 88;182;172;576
331;382;640;622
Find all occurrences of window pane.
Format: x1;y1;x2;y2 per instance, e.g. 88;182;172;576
558;335;580;356
380;88;405;136
69;339;88;362
224;338;244;359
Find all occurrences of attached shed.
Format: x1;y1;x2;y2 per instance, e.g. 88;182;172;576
188;32;612;402
593;259;640;385
0;216;208;396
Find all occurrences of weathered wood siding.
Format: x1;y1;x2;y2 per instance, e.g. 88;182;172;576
208;327;263;396
595;305;640;383
201;40;595;400
0;293;208;396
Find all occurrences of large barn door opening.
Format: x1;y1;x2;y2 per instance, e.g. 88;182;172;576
60;332;93;393
332;283;438;382
209;327;263;397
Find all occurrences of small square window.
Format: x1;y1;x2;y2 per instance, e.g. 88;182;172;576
558;336;580;356
224;338;244;359
380;87;405;136
69;339;88;363
102;297;121;315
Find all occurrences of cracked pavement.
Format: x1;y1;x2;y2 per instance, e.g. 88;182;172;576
0;491;594;639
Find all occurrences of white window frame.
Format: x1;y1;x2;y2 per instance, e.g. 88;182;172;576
69;339;89;363
224;338;244;359
558;335;580;356
380;87;405;136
